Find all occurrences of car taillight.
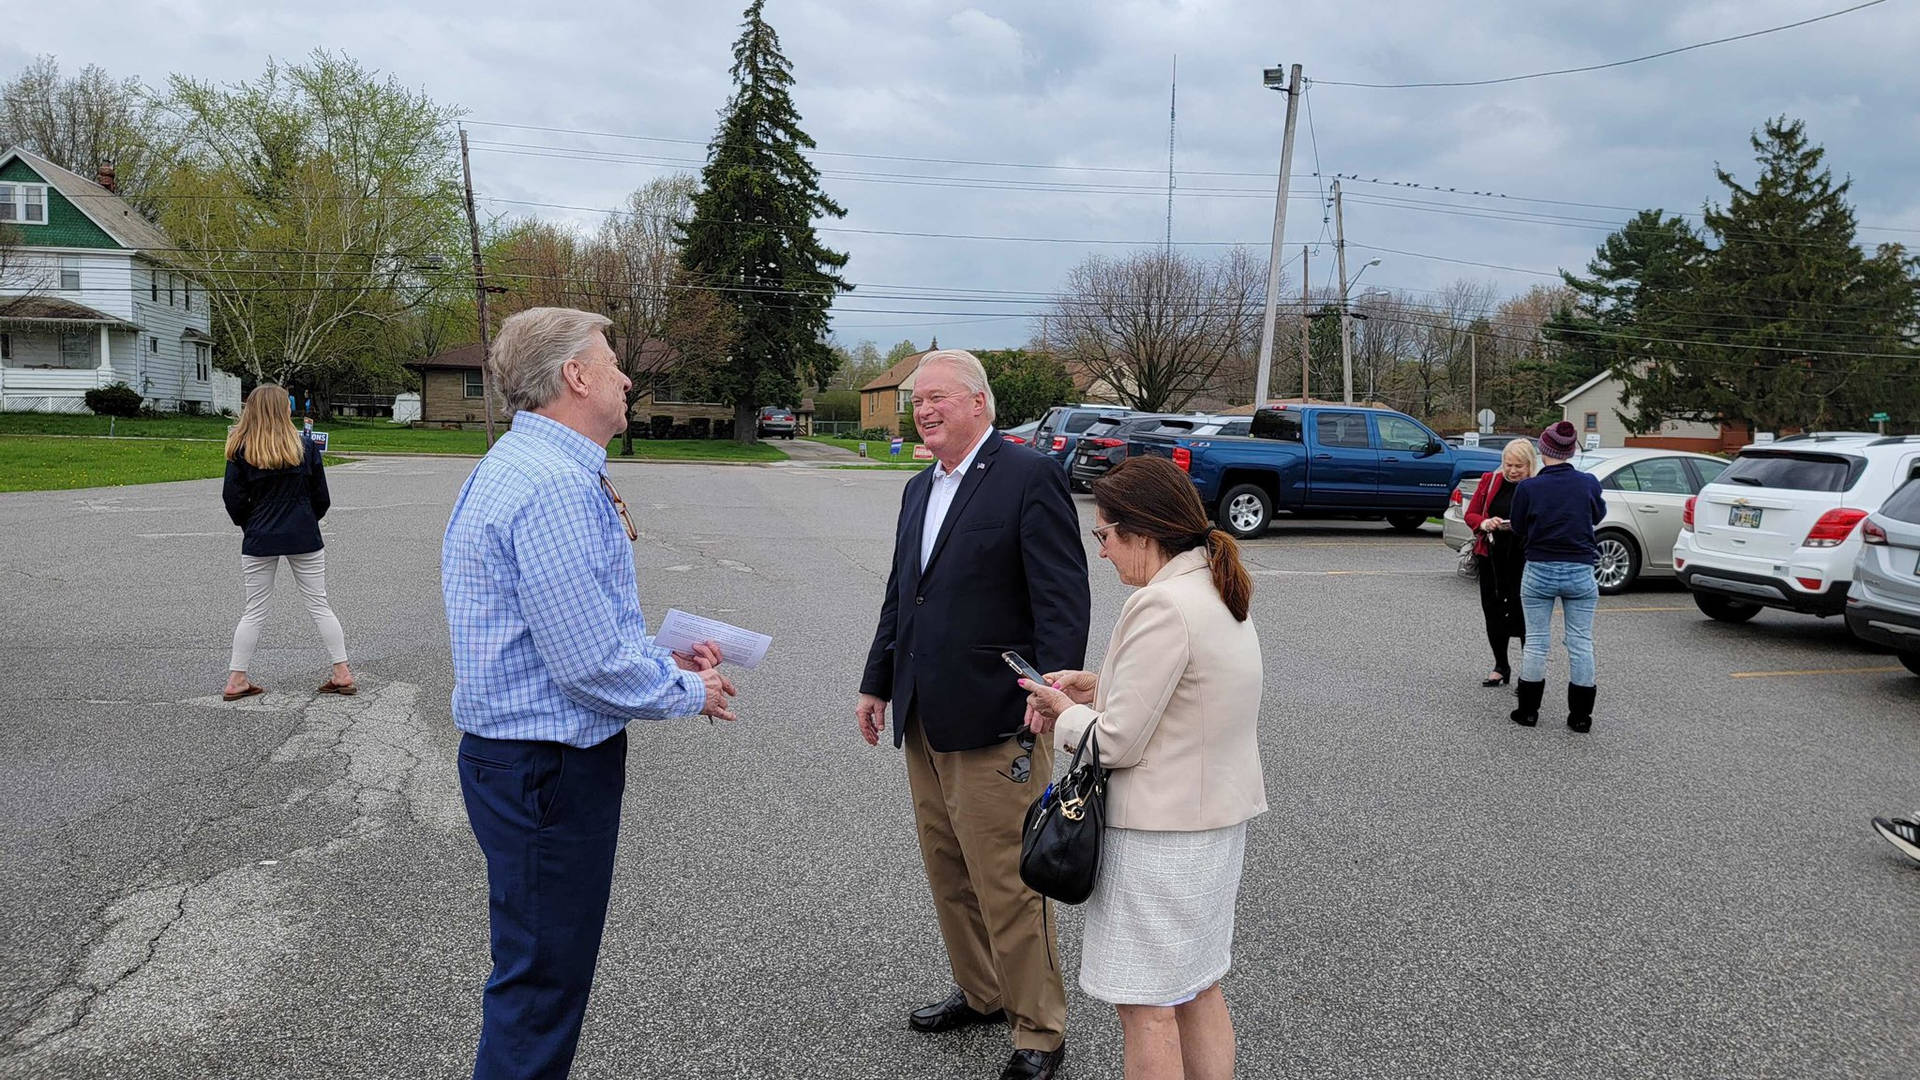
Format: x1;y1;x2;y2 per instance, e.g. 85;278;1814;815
1084;437;1123;449
1862;519;1888;545
1050;436;1067;452
1449;488;1464;506
1796;576;1825;591
1802;508;1868;548
1683;496;1695;530
1005;435;1026;444
1172;447;1191;472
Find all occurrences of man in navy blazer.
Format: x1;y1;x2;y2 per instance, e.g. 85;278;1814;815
858;350;1089;1080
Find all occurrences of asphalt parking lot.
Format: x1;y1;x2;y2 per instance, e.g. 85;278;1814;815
1;454;1916;1080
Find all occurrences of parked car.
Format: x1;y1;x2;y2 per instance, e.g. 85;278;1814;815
756;406;797;439
1442;448;1729;594
1068;413;1189;491
1128;403;1502;538
1673;434;1920;624
1033;404;1133;467
1845;476;1920;676
1157;415;1252;439
1001;420;1040;445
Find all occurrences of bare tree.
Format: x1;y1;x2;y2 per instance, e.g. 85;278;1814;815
0;56;178;217
1042;247;1265;412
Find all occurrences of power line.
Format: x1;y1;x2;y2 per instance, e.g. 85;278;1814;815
1312;0;1892;88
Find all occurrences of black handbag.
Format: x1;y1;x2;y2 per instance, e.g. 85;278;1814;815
1019;729;1110;904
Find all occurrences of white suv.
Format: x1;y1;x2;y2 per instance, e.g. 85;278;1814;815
1673;434;1920;624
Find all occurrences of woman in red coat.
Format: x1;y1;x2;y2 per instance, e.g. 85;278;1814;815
1464;440;1539;685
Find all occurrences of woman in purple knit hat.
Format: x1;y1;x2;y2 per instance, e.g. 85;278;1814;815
1507;421;1605;731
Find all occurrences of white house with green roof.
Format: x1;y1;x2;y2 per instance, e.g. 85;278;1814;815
0;145;237;414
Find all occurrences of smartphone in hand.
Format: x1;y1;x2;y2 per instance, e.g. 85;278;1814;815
1001;651;1048;686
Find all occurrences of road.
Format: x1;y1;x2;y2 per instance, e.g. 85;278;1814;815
1;453;1915;1079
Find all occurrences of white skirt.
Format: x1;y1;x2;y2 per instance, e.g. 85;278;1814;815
1077;821;1249;1006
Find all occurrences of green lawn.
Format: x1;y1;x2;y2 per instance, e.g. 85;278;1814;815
0;436;365;493
0;413;785;463
804;434;922;460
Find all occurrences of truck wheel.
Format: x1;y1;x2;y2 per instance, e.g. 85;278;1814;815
1217;484;1272;539
1593;530;1640;595
1694;591;1761;623
1386;513;1428;534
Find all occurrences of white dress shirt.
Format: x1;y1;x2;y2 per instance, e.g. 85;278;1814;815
920;426;995;571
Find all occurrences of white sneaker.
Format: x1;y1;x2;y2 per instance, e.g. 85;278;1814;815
1871;815;1920;864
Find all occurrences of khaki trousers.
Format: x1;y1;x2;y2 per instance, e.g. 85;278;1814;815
903;713;1065;1053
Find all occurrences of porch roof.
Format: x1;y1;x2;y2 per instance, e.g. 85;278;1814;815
0;296;140;331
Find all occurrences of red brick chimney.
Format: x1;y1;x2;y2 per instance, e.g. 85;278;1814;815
96;163;117;192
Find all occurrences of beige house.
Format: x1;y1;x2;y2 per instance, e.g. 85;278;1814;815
858;349;931;435
1556;370;1746;452
407;340;733;432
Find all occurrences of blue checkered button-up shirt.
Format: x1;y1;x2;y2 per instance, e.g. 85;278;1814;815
442;410;705;747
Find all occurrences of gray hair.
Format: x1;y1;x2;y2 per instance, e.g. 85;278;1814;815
488;307;613;413
914;348;997;424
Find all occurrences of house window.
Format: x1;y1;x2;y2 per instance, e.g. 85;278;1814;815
896;389;911;414
0;183;48;224
58;332;96;369
0;332;9;360
149;336;159;354
59;257;80;292
652;373;720;405
167;274;175;306
195;343;211;382
1584;412;1599;432
149;270;158;302
184;280;192;311
464;370;485;399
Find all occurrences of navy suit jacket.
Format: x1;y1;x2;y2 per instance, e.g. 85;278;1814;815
861;431;1092;752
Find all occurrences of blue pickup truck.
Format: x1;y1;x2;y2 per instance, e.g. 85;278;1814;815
1128;404;1504;538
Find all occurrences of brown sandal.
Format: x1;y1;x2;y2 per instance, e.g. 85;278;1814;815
222;684;266;702
317;680;358;696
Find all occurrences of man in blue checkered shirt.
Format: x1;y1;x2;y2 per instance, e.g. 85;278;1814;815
442;307;737;1080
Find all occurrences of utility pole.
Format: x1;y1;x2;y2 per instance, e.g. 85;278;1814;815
1252;64;1302;409
1299;245;1311;401
1469;332;1478;421
1333;179;1353;405
459;126;498;448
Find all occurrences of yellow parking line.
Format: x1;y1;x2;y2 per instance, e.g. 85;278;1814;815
1729;666;1906;679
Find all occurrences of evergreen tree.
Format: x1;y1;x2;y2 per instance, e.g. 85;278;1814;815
1615;118;1918;431
1546;209;1705;432
679;1;850;442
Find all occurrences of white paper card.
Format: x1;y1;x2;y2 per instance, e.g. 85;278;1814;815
654;609;772;670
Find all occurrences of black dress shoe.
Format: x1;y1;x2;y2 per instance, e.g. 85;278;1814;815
999;1046;1065;1080
909;987;1006;1033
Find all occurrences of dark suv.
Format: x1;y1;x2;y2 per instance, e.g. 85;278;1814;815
1069;414;1187;491
756;406;797;439
1033;405;1132;468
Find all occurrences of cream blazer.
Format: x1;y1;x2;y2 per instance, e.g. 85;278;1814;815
1054;548;1267;831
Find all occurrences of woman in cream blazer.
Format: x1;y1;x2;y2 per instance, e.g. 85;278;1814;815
1023;455;1266;1080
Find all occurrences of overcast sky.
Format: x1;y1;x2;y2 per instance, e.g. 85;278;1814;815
9;0;1919;349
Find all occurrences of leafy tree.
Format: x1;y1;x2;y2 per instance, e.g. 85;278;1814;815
975;348;1073;427
159;52;466;394
678;0;850;443
1606;118;1918;431
884;339;920;366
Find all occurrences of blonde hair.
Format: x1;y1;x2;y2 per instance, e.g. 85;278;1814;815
490;307;614;414
226;384;305;469
913;349;997;423
1501;438;1540;477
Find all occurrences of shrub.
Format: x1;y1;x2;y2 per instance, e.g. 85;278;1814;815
650;415;673;439
84;383;143;417
688;417;711;439
713;419;735;440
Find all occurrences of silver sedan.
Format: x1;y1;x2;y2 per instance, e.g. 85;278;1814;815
1442;448;1729;594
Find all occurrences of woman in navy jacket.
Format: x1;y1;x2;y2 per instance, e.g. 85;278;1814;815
220;385;355;700
1508;421;1605;731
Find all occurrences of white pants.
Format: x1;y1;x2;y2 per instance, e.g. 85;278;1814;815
228;550;349;673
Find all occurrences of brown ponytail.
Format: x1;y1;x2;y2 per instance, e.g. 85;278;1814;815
1091;457;1255;621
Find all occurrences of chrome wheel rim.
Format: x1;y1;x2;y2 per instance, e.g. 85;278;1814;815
1227;494;1264;533
1594;538;1631;589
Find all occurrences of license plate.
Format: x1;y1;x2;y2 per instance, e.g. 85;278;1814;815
1728;506;1763;528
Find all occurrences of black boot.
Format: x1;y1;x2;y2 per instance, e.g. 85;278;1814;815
1567;684;1596;733
1510;680;1544;727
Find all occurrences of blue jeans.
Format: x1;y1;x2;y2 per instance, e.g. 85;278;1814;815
459;730;627;1080
1519;561;1598;686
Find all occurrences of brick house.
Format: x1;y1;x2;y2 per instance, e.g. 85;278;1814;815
406;339;734;431
858;349;932;436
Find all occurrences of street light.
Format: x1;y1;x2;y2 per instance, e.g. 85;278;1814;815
1252;63;1302;409
1338;258;1380;405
